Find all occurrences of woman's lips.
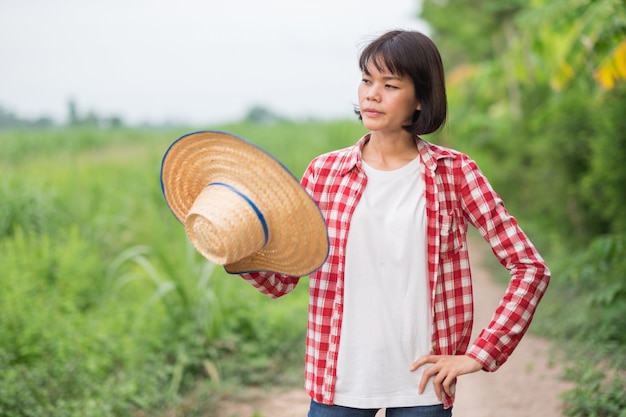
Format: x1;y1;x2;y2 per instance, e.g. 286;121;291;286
362;108;382;117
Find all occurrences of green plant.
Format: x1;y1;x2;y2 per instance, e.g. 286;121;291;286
563;235;626;345
105;241;224;393
562;363;626;417
530;234;626;417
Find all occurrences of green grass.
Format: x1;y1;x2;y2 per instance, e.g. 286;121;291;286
0;121;364;417
1;120;623;416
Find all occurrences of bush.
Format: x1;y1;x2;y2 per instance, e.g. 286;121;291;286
0;122;363;415
562;364;626;417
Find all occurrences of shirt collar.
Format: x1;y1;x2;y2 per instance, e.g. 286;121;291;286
417;137;457;172
339;133;456;176
338;133;370;176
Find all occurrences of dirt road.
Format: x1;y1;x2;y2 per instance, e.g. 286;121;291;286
218;238;572;416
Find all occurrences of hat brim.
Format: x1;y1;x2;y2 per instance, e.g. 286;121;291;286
160;130;329;276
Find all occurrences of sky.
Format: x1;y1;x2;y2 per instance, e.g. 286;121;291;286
0;0;428;125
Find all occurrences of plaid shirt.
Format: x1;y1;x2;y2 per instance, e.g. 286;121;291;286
240;134;550;409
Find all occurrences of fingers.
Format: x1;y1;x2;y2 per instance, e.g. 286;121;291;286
418;360;456;400
410;355;436;395
410;354;434;371
416;356;446;400
412;355;481;400
439;371;457;398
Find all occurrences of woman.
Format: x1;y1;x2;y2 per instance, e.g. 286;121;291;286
239;30;550;417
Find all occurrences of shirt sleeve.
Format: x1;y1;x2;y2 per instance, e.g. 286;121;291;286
236;271;301;299
300;155;320;197
459;156;551;371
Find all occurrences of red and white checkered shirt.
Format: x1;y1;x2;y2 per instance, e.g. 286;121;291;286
239;134;550;409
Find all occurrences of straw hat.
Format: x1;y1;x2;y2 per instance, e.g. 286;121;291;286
160;130;329;276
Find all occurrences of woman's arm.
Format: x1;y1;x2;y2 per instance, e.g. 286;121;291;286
236;271;301;299
460;156;551;370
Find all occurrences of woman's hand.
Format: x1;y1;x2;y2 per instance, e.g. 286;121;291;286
410;354;483;400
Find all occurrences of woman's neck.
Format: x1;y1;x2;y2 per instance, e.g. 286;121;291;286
362;131;419;171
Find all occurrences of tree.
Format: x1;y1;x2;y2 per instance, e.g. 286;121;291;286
242;105;285;124
420;0;626;243
67;98;80;126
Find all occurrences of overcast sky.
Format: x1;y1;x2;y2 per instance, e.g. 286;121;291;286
1;0;428;125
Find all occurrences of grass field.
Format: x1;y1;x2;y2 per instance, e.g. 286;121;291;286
2;120;624;417
0;121;367;417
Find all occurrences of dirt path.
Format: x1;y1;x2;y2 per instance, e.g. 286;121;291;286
218;238;572;417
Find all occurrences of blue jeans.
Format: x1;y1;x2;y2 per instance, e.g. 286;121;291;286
308;400;452;417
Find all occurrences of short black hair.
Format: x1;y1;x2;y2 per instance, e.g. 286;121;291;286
356;30;447;135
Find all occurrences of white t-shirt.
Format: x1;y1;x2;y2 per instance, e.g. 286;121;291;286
334;156;440;408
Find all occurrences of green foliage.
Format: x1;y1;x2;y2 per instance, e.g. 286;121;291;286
421;0;626;415
423;0;626;245
561;364;626;417
0;179;67;238
535;234;626;359
0;121;365;416
579;84;626;234
422;0;526;65
0;227;171;416
209;270;309;387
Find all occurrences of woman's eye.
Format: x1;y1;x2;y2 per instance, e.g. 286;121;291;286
385;84;398;89
362;78;371;84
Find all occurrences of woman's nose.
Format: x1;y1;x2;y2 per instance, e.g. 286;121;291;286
366;85;380;101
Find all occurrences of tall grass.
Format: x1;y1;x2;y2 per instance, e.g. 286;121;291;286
3;121;624;416
0;121;364;416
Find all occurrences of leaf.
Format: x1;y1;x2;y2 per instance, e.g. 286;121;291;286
594;39;626;90
551;61;576;91
203;359;220;382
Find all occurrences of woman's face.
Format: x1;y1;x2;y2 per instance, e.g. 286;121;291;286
358;61;421;135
